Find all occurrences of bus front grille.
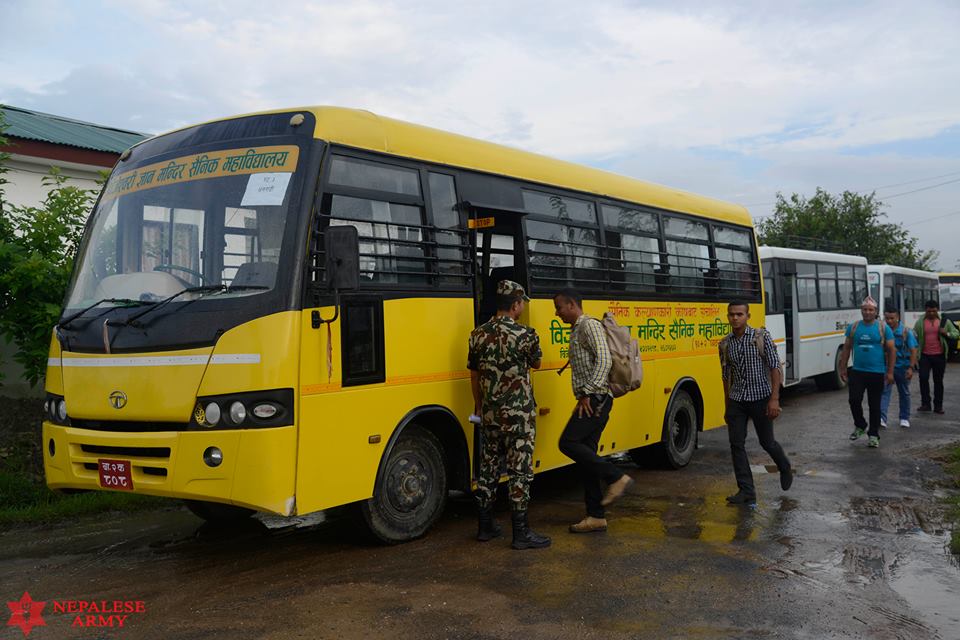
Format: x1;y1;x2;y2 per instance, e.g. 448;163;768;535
80;444;171;459
70;419;187;433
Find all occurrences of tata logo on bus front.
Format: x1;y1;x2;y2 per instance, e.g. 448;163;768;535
108;391;127;410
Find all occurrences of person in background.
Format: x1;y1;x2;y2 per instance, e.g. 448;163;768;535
468;280;550;550
914;299;959;415
879;308;918;429
839;297;895;448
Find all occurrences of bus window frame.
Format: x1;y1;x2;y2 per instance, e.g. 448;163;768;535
310;144;761;304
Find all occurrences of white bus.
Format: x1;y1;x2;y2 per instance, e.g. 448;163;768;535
760;247;868;389
867;264;940;329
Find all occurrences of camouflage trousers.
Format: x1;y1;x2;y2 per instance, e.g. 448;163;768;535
475;414;536;512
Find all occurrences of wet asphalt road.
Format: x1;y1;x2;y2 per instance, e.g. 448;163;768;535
3;365;960;640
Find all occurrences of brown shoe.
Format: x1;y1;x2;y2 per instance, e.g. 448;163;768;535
600;474;635;507
569;516;608;533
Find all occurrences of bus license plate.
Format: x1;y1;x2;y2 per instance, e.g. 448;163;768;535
98;459;134;491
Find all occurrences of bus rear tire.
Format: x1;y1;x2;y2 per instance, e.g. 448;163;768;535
631;389;698;469
184;500;255;522
359;425;447;544
815;349;847;391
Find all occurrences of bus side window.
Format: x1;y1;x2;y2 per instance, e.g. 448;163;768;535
341;299;386;386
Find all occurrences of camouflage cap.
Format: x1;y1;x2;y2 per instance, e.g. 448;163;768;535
497;279;530;301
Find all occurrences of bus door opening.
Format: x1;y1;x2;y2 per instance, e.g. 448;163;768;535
894;279;906;317
470;210;526;326
782;269;801;384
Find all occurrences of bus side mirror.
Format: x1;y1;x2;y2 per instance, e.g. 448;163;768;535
325;225;359;292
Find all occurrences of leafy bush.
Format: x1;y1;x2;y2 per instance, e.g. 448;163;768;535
0;113;99;386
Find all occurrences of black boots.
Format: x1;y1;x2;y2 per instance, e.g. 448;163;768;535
476;507;503;542
510;510;551;550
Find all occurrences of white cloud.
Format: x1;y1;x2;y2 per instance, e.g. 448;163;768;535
3;0;960;267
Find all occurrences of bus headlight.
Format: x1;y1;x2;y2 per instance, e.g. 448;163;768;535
190;389;293;430
204;402;221;426
229;401;246;424
44;394;71;426
252;403;278;419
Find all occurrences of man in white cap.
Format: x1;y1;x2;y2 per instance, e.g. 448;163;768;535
839;296;896;448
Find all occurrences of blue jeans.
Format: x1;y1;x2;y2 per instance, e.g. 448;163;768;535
880;367;911;422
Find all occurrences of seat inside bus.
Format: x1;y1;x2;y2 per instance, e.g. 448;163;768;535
231;261;278;289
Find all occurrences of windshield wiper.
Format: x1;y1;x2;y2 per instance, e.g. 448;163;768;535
120;285;230;327
58;298;154;329
122;284;270;327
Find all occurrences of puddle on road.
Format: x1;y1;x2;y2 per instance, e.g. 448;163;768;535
888;536;960;632
837;495;960;635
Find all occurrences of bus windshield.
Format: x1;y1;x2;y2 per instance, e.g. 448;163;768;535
66;145;301;311
941;279;960;311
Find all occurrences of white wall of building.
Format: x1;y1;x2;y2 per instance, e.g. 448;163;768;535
4;153;108;207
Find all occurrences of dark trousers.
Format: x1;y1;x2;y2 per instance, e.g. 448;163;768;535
559;394;622;519
726;398;790;499
918;353;946;410
848;369;884;437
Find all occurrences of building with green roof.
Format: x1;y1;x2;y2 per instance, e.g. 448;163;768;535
1;104;148;210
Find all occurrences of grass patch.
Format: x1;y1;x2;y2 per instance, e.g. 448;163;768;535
0;470;165;525
947;445;960;556
0;400;167;526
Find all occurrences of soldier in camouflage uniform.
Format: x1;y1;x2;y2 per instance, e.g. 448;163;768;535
467;280;551;550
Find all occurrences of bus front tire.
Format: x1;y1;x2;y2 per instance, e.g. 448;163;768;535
631;389;698;469
184;500;255;522
360;425;447;544
815;349;847;391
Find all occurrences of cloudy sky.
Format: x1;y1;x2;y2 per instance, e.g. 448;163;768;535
3;0;960;269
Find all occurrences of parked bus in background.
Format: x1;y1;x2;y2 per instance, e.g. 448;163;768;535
867;265;940;329
42;107;761;542
760;247;868;390
938;273;960;358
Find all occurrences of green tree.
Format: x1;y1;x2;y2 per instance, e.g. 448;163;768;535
0;114;98;386
756;188;938;270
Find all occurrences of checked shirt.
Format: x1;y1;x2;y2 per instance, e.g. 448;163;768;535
569;314;611;398
721;326;780;402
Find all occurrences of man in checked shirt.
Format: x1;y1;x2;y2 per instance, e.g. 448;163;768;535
719;301;793;506
554;290;634;533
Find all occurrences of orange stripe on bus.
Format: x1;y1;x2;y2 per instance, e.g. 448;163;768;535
800;330;845;340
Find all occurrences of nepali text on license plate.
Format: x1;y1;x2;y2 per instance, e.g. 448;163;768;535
98;458;134;491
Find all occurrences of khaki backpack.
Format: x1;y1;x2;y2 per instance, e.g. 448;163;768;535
601;312;643;397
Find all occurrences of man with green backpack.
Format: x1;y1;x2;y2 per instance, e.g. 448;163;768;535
914;299;960;414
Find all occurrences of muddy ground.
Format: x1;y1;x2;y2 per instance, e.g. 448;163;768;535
2;367;959;640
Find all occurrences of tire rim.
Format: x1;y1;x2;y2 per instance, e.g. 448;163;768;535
384;453;431;514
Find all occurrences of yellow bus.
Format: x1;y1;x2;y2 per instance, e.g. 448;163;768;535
43;107;761;542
